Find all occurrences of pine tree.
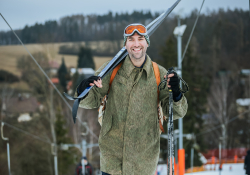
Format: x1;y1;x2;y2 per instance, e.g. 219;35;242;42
77;47;95;70
182;46;209;168
57;57;68;91
159;36;177;69
71;71;80;93
55;109;77;175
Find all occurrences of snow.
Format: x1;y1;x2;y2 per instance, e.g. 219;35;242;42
156;163;245;175
157;164;167;174
184;163;245;175
236;98;250;106
18;113;32;122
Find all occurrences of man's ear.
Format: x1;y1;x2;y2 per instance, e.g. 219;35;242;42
125;45;127;49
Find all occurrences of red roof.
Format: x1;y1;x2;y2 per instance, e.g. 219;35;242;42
50;78;59;84
67;80;73;90
49;60;60;69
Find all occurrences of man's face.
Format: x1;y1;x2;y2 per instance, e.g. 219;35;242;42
125;32;148;60
84;159;87;165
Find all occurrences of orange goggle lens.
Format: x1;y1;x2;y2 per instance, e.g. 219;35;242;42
125;25;147;35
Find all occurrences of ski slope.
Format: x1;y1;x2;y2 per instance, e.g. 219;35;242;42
184;163;245;175
157;163;245;175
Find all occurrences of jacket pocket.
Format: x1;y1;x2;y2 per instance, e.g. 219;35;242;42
101;114;112;137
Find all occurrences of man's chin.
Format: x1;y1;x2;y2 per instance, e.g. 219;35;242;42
132;53;144;60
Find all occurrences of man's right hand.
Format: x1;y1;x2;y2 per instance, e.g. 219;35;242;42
77;76;103;95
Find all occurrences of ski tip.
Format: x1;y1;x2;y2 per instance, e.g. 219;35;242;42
73;116;76;124
72;108;77;124
72;99;80;124
64;92;75;100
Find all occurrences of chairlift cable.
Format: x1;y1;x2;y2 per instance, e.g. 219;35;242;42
181;0;205;62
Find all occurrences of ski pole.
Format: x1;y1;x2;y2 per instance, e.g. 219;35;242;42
167;67;175;175
158;67;189;175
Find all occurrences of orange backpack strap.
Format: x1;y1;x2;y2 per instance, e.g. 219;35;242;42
152;61;165;133
108;62;123;93
152;62;161;97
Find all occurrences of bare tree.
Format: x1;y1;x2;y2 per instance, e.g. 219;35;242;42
0;84;14;118
207;72;237;150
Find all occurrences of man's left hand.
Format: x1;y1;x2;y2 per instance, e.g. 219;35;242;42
164;72;181;99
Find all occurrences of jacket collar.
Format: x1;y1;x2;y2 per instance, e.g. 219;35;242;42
122;54;152;79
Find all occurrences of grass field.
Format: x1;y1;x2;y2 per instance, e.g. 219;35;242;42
0;42;113;77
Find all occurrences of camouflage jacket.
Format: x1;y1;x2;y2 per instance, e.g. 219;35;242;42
78;55;188;175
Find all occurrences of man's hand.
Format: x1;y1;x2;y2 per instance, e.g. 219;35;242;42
90;78;102;88
77;76;103;95
164;73;179;89
164;72;181;100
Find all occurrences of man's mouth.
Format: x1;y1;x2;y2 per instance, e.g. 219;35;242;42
132;48;142;53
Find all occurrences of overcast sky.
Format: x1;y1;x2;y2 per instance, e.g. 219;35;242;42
0;0;249;31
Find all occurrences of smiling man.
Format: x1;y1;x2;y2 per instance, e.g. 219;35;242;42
76;23;188;175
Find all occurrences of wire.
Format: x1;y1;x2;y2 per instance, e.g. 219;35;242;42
0;13;99;140
181;0;205;62
1;121;52;144
88;128;99;140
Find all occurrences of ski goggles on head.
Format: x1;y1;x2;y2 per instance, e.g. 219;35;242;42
124;24;148;37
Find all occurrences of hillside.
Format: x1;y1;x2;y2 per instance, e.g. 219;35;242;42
0;41;114;76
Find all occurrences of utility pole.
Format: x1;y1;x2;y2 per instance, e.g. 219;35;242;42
1;122;11;175
219;137;222;175
174;129;179;165
177;16;183;154
191;148;194;173
81;140;87;175
173;16;186;175
49;84;58;175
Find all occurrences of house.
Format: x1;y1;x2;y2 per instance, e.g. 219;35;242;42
5;94;40;122
48;60;60;76
70;68;95;78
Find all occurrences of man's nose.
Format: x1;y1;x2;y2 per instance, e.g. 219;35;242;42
134;39;140;47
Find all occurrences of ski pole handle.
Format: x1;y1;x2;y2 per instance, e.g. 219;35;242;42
167;67;175;91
